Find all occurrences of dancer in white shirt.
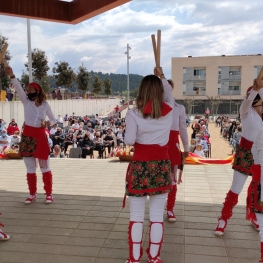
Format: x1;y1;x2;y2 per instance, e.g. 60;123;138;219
5;67;56;204
166;80;189;222
124;67;173;263
215;79;263;236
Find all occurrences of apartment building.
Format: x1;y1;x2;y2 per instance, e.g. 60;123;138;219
171;55;263;114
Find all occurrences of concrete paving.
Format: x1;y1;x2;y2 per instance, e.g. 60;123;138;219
0;159;260;263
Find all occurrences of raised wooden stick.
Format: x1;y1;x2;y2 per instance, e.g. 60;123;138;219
151;34;158;66
156;30;161;67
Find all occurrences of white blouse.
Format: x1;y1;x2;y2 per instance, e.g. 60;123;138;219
11;78;56;128
124;79;173;146
170;102;189;152
240;89;263;142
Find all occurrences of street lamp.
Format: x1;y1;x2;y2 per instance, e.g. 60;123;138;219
125;44;131;109
229;90;232;115
27;19;33;82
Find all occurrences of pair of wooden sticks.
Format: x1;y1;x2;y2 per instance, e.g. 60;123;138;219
151;30;161;67
0;43;9;67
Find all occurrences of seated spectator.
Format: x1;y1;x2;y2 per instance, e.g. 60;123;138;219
51;127;65;150
80;132;94;159
194;144;205;157
10;131;21;147
50;145;65;158
74;125;85;145
199;131;210;144
0;129;11;148
189;139;196;153
63;129;74;154
191;121;200;139
0;119;7;135
201;125;210;138
95;120;102;132
46;132;53;153
93;132;104;159
115;118;122;126
86;123;95;140
71;120;80;131
103;127;116;157
57;115;63;124
195;133;208;153
7;120;20;136
50;123;58;135
116;125;125;146
8;118;18;127
186;115;190;127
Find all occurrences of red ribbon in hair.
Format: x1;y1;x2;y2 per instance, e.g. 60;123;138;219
143;100;172;117
28;82;41;92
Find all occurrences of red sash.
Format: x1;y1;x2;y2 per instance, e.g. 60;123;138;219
167;130;181;167
23;125;50;160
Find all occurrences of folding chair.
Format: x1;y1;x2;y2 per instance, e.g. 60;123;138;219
67;147;82;158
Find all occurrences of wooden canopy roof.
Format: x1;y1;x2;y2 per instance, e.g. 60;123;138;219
0;0;130;24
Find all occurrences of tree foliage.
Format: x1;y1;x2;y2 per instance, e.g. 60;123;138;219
20;71;29;87
103;78;112;96
52;61;75;88
76;66;90;93
91;75;102;96
0;35;11;91
25;48;50;81
129;87;139;99
39;75;50;93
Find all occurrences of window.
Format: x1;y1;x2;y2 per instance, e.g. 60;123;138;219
229;71;240;75
229;86;240;91
194;69;205;76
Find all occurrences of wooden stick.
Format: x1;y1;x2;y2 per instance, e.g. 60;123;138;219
0;44;8;64
258;66;263;79
151;34;157;66
156;30;161;67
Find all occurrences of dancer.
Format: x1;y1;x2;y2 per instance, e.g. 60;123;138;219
124;67;173;263
247;122;263;262
5;67;56;204
215;79;263;236
166;79;189;222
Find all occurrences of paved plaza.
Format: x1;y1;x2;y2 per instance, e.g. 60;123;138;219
0;158;260;263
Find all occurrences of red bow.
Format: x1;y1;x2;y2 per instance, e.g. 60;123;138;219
143;100;172;116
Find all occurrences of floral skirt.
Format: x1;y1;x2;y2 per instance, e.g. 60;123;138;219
232;143;253;176
19;135;37;157
125;159;172;197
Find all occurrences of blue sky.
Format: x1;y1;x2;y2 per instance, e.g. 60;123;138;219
1;0;263;79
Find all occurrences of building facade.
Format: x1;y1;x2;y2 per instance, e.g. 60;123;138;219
171;55;263;115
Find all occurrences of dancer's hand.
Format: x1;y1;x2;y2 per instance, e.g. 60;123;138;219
183;152;189;158
154;67;164;78
4;66;14;77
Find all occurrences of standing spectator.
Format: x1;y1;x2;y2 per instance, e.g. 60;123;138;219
57;88;62;100
52;89;57;100
6;85;14;101
0;129;11;148
0;119;6;135
7;121;20;135
116;126;125;146
124;67;173;263
205;108;210;119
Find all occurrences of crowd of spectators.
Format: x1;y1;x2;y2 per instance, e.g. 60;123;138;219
216;115;242;153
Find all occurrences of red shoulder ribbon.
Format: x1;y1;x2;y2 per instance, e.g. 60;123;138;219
143;100;172;116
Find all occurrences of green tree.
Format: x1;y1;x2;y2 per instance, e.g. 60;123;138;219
91;75;102;96
25;48;49;81
20;71;29;87
76;66;90;94
129;87;139;99
52;61;75;89
103;78;112;96
0;35;11;91
39;75;50;93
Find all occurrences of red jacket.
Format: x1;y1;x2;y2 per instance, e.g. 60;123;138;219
7;125;20;135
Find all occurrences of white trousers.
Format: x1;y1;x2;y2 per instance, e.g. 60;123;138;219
129;193;167;260
23;156;51;174
230;170;248;195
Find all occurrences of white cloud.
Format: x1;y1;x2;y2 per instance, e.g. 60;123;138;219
1;0;263;80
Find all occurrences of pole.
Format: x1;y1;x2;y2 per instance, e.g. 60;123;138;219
126;44;131;109
27;19;33;82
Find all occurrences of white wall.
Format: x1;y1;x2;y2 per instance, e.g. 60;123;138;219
0;98;120;128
